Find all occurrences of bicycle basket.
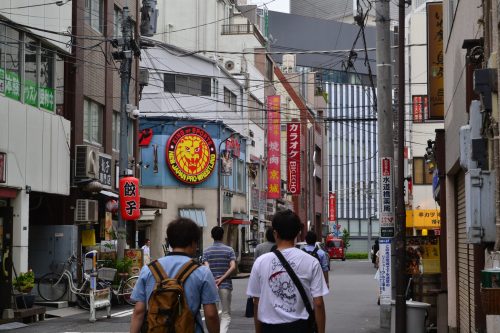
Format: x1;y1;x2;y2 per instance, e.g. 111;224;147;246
97;267;117;281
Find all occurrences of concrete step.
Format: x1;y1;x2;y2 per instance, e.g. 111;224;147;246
34;301;68;309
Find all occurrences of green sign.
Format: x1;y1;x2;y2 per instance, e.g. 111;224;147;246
39;86;54;111
24;80;38;107
5;71;20;101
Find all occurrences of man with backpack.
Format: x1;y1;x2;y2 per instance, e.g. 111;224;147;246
129;217;220;333
304;231;330;289
247;210;328;333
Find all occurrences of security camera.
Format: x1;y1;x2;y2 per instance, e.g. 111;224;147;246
130;108;140;119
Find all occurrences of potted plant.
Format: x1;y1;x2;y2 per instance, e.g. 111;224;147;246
13;270;35;309
115;258;133;275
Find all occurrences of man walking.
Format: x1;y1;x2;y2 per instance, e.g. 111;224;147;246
130;218;220;333
203;226;236;333
304;231;330;289
254;227;276;259
141;239;151;265
247;210;328;333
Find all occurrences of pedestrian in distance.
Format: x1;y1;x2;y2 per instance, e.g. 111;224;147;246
129;218;220;333
254;227;276;259
141;239;151;266
304;231;330;289
371;239;379;268
202;226;237;333
247;210;328;333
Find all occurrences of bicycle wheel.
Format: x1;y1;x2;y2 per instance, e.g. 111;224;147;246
76;280;109;310
121;276;138;306
37;273;68;301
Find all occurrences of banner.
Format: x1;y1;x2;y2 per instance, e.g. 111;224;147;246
379;239;392;305
329;192;336;222
287;123;300;195
267;96;281;199
379;157;395;237
220;149;233;176
427;2;444;119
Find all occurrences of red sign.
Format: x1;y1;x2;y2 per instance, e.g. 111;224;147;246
0;153;5;183
226;137;241;157
119;177;140;220
287;123;300;195
329;192;336;222
138;128;153;146
166;126;217;184
381;158;391;177
267;96;281;199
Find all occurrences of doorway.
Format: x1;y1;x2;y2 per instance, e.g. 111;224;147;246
0;206;13;313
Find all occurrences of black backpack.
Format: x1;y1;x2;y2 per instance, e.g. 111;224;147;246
303;247;321;263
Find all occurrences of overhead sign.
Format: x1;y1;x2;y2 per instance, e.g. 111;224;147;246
287;123;300;195
267;96;281;199
379;157;395;237
427;2;444;119
329;192;336;222
379;238;392;305
166;126;216;184
406;209;441;228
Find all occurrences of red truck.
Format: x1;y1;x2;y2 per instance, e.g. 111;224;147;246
325;234;346;261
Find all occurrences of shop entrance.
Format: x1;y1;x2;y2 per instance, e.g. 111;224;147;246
0;206;13;313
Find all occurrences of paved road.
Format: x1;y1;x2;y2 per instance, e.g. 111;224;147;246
0;260;389;333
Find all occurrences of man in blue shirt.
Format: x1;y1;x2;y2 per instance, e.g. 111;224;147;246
304;231;330;289
202;226;236;333
130;217;220;333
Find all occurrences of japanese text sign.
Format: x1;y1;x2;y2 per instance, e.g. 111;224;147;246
287;123;300;195
329;192;336;222
378;239;392;305
98;153;112;189
427;2;444;119
119;176;140;220
379;157;395;238
267;96;281;199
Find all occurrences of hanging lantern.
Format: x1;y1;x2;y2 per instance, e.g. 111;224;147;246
119;177;140;220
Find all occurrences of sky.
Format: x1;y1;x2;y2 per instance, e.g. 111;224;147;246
249;0;290;13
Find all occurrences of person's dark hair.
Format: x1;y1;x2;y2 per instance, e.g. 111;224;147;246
305;231;317;245
166;218;200;248
272;210;302;241
265;227;275;243
211;226;224;241
144;239;150;243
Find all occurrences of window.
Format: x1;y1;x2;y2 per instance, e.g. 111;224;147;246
164;73;211;96
235;159;245;192
412;95;428;123
40;47;55;111
223;195;231;214
315;176;322;196
84;99;103;145
114;7;123;38
249;95;264;128
85;0;104;33
24;36;38;107
224;87;237;111
314;146;322;165
3;26;21;100
413;157;433;185
112;112;134;152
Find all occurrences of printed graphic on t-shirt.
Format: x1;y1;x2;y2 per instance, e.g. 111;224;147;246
268;257;298;313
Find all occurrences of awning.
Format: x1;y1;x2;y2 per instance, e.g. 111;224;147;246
99;190;118;198
179;208;207;227
139;209;161;221
223;219;251;225
141;196;168;209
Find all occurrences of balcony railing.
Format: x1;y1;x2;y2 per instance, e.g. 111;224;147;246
222;23;254;35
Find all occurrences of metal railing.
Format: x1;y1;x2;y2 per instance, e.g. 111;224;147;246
222;24;254;35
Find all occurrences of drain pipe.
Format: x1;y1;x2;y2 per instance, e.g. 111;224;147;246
493;122;500;251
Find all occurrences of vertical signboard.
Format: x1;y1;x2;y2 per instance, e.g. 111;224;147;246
427;2;444;119
98;153;112;189
119;176;141;220
287;123;300;195
329;192;336;222
267;96;281;199
379;157;395;237
379;238;392;305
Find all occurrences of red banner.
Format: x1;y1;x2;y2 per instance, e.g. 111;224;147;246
287;123;300;195
329;192;336;222
119;176;140;220
267;96;281;199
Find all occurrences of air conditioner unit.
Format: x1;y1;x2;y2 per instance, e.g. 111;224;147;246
75;145;99;179
74;199;99;223
224;60;241;73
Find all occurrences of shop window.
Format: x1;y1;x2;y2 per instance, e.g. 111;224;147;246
413;157;433;185
84;99;103;145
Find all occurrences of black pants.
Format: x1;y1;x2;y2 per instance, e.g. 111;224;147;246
261;319;310;333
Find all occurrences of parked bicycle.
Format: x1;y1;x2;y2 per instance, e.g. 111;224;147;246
95;266;138;306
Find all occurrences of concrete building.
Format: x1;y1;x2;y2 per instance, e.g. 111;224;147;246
0;0;72;317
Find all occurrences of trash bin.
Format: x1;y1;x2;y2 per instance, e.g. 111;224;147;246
391;300;431;333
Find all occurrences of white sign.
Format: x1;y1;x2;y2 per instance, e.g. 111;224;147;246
379;157;395;237
379;238;392;305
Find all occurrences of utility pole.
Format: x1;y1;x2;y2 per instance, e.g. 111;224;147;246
116;6;133;260
375;0;394;328
395;0;407;331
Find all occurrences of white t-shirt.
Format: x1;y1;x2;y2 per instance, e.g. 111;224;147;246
246;247;329;324
141;245;150;257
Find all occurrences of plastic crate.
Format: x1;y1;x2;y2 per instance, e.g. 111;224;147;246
98;267;117;281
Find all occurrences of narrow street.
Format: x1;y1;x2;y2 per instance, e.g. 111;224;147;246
1;260;388;333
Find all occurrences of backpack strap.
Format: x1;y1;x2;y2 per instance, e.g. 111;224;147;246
174;259;200;284
312;247;319;256
148;260;169;283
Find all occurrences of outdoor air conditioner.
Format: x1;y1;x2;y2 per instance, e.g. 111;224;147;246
75;145;99;179
224;60;241;73
74;199;99;223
